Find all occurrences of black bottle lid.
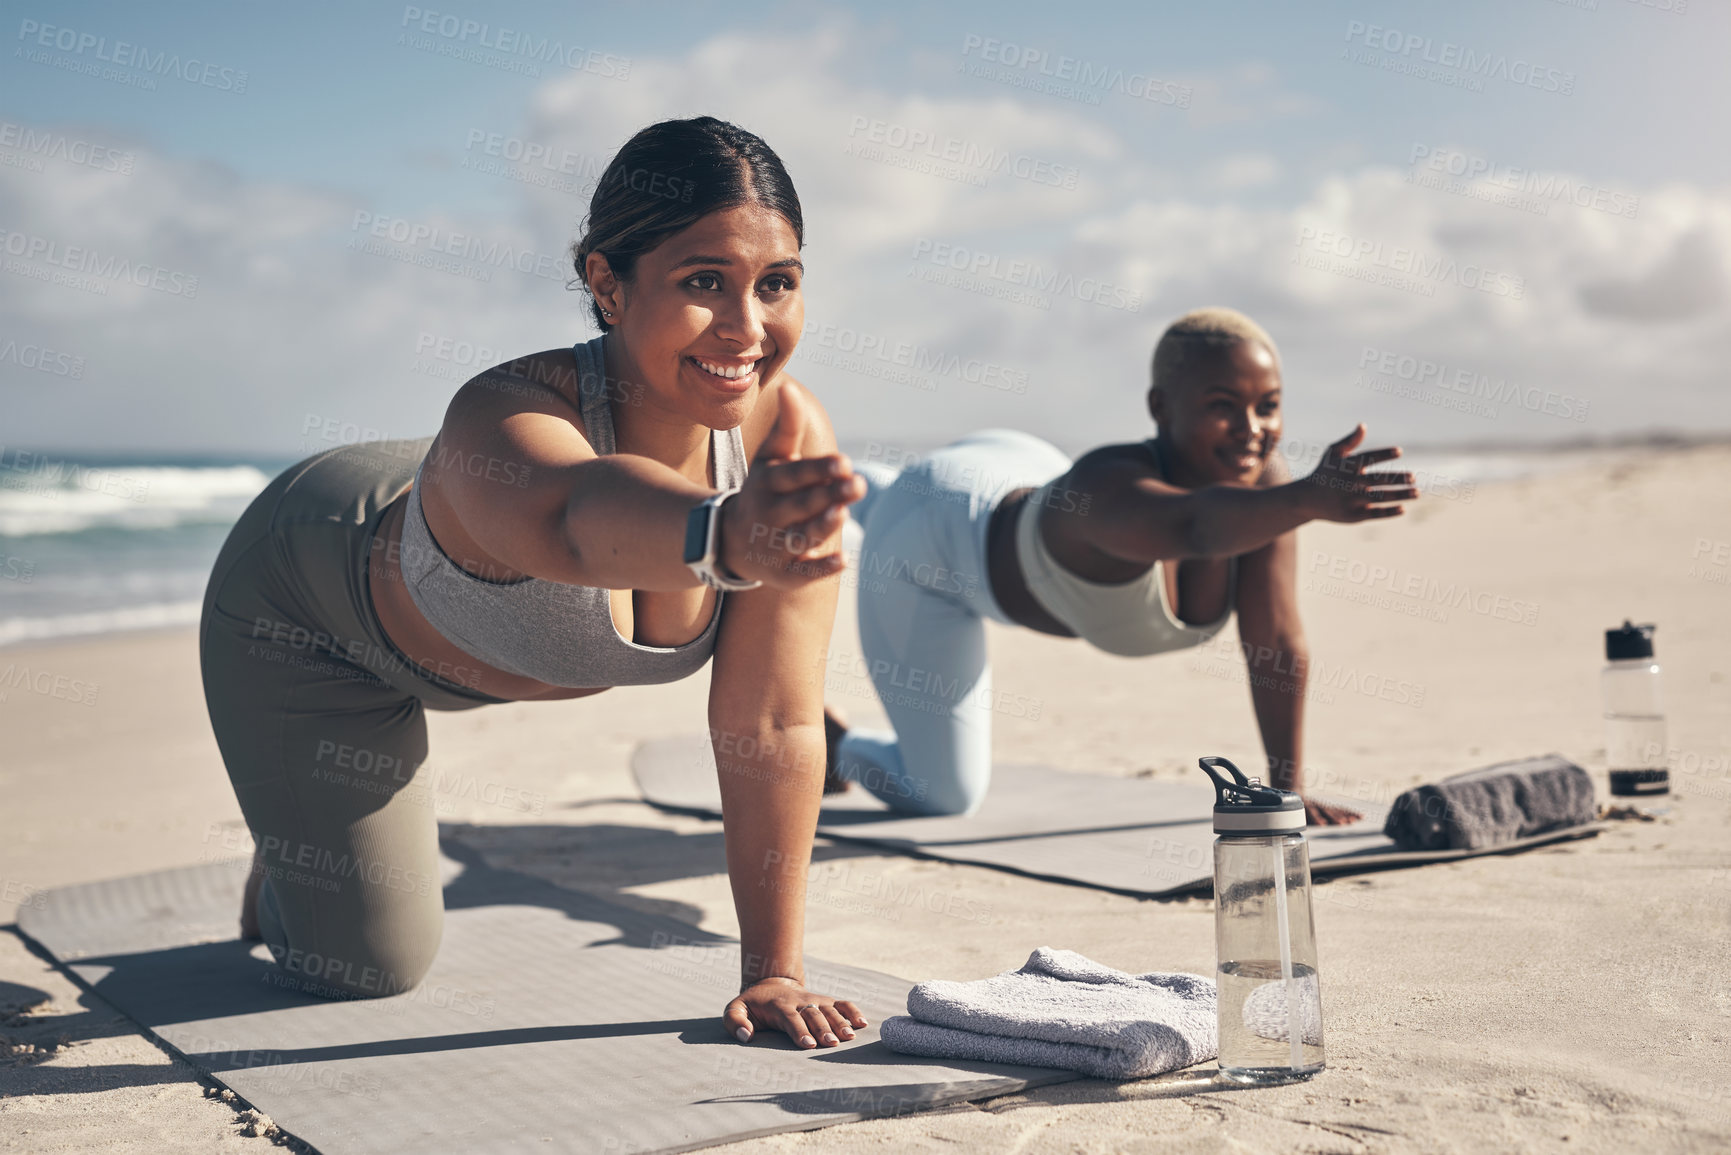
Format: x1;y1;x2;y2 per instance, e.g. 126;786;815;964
1198;756;1304;834
1605;621;1656;661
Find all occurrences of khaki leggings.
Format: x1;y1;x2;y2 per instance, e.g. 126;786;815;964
198;439;508;997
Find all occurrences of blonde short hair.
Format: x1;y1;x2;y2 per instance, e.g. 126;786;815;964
1150;307;1281;395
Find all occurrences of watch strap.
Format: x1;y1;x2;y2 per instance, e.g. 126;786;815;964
690;489;761;591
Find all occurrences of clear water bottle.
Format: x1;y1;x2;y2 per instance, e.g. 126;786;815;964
1603;621;1668;797
1199;756;1324;1085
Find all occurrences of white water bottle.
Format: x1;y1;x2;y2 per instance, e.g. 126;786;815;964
1602;621;1668;797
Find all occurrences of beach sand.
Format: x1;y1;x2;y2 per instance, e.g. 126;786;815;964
2;444;1728;1153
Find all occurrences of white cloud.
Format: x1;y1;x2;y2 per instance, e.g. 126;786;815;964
1211;153;1281;191
1;25;1727;457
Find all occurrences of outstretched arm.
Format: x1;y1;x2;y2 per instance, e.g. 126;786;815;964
1081;425;1416;565
430;360;861;592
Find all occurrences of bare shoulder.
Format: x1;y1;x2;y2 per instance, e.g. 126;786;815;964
740;373;839;460
1065;439;1165;496
441;347;591;450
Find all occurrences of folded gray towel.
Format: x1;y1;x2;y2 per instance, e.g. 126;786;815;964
1382;753;1597;851
878;947;1216;1079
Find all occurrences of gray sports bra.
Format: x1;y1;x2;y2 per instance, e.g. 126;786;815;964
397;334;749;688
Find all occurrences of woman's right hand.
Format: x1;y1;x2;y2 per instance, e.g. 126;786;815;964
719;382;866;590
726;977;868;1049
1296;424;1419;523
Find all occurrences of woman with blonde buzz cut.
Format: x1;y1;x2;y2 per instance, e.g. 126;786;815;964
826;307;1416;825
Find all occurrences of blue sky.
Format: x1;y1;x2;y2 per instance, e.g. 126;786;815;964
2;0;1727;454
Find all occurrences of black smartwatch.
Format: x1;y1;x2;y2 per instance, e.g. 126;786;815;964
682;489;762;591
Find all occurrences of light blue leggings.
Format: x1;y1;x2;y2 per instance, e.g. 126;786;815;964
834;430;1072;816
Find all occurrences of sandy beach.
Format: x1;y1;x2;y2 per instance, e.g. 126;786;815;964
2;442;1729;1154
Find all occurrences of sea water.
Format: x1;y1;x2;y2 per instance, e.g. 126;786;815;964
0;455;277;648
1217;959;1325;1083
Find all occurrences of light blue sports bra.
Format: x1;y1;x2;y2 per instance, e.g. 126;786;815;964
396;334;749;688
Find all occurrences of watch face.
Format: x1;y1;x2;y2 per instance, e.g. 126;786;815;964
682;500;711;566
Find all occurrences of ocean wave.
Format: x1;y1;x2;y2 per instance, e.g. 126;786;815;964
0;463;271;537
0;600;202;648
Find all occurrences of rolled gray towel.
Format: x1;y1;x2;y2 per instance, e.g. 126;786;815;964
1382;753;1597;851
878;947;1216;1079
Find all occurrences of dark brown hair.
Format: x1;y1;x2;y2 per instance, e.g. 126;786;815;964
570;117;804;328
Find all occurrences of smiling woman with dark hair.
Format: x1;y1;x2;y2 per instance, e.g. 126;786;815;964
199;116;872;1051
828;307;1419;827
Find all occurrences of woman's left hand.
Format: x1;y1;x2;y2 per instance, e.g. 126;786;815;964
725;978;868;1048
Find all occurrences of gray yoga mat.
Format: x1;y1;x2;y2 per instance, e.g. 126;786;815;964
632;734;1602;898
16;849;1077;1154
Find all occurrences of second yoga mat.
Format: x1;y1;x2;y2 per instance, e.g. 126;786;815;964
631;734;1602;898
